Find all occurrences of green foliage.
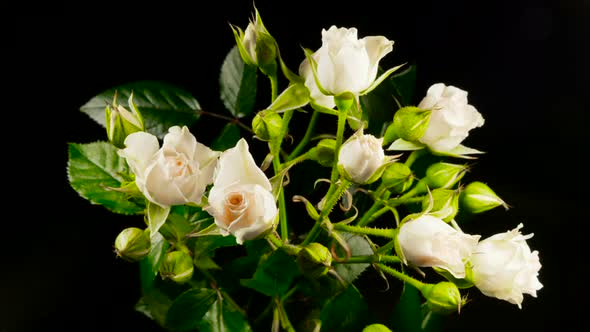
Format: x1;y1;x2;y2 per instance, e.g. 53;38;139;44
320;285;370;332
241;249;301;297
219;46;258;118
334;232;374;283
165;288;217;331
67;142;144;214
80;80;200;139
198;292;253;332
210;123;242;151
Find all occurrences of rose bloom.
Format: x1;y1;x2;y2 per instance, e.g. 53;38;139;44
418;83;485;152
206;138;278;244
470;223;543;308
299;26;394;108
118;126;219;207
338;132;386;184
397;215;480;278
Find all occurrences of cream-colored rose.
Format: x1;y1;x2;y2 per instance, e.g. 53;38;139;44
206;138;278;244
418;83;485;152
118;126;219;207
470;223;543;308
338;132;386;184
299;26;394;107
397;215;480;278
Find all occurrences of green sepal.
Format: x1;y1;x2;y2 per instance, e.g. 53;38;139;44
386;138;426;151
359;62;407;96
265;83;310;113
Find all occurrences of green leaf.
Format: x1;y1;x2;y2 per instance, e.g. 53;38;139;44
334;232;374;284
190;235;238;270
390;63;417;107
359;70;398;136
320;285;370;332
159;205;209;243
210;123;242;151
220;46;258;118
165;288;217;332
140;232;169;292
67;142;144;214
80;80;201;139
135;287;174;327
147;201;171;240
198;293;253;332
240;249;301;297
390;283;443;332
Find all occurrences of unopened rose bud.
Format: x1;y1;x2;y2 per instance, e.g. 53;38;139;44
425;162;468;189
296;242;332;279
422;188;460;222
252;110;283;141
421;281;463;315
231;8;278;74
381;162;414;194
384;106;432;145
362;324;392;332
308;138;336;167
106;92;144;149
460;181;508;214
338;132;388;184
159;251;194;284
114;227;150;262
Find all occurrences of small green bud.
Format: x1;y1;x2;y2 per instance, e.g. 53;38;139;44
384;106;432;145
296;242;332;279
362;324;392;332
114;227;151;262
252;110;283;141
421;281;463;315
105;92;144;149
425;162;468;189
460;181;508;214
308;138;336;167
381;162;414;194
422;188;460;222
159;251;194;284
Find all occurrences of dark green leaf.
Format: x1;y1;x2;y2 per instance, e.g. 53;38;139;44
320;285;370;332
334;232;374;284
165;288;217;331
160;205;211;243
390;63;417;107
80;80;200;139
198;293;253;332
389;282;442;332
219;46;258;118
240;249;301;297
360;71;398;136
135;287;174;327
210;123;241;151
140;232;170;292
67;142;144;214
190;235;238;270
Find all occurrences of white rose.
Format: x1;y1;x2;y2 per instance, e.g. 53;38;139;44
418;83;485;152
299;26;394;106
118;126;219;207
206;138;278;244
470;223;543;308
397;215;480;278
338;132;386;184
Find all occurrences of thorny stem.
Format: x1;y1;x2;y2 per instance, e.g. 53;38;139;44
376;263;425;290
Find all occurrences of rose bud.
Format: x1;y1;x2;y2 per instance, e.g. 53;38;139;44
296;242;332;279
421;281;463;315
114;227;150;262
159;250;194;284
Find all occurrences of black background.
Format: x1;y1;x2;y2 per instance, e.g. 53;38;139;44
6;0;587;331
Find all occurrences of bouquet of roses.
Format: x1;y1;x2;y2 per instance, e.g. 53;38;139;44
67;5;542;332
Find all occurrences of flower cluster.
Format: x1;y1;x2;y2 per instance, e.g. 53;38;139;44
68;5;542;331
